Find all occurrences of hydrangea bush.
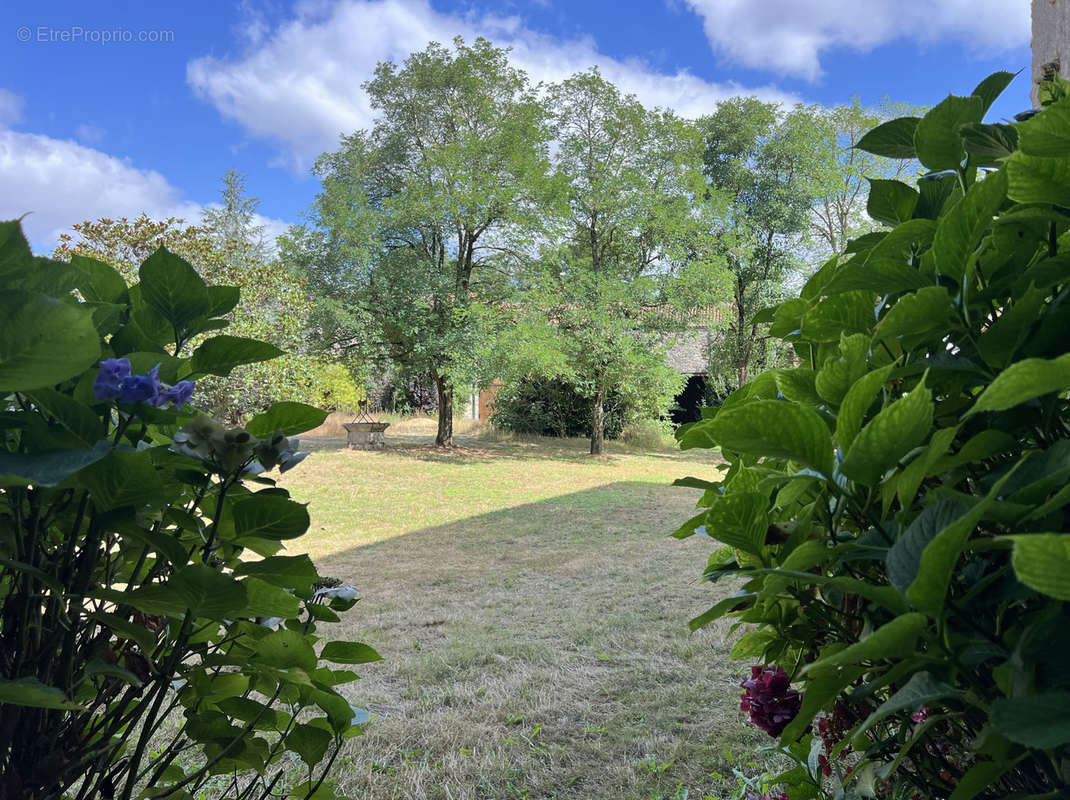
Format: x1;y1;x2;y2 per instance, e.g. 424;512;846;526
675;74;1070;799
0;220;376;799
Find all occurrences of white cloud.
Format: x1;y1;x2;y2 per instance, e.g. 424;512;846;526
685;0;1031;82
0;89;24;126
0;125;290;253
187;0;796;166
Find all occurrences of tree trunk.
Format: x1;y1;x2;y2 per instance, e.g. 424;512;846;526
590;384;605;456
433;372;454;447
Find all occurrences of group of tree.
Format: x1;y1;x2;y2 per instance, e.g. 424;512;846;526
280;36;915;453
55;171;366;424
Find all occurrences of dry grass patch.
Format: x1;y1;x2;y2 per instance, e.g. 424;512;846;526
277;434;766;799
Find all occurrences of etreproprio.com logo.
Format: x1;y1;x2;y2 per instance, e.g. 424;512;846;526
15;25;175;44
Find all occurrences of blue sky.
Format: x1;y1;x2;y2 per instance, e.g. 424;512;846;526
1;0;1032;253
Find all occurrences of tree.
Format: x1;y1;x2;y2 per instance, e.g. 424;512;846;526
530;69;707;454
54;210;363;422
299;37;555;446
806;99;921;257
698;99;826;394
201;168;270;264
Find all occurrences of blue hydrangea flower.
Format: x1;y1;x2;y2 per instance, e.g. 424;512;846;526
117;364;161;404
156;380;195;408
93;357;132;402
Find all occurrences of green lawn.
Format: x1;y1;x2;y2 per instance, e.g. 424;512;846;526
277;429;765;800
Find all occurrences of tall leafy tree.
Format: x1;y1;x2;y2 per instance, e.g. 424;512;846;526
525;69;707;454
699;98;825;392
299;37;555;446
806;99;922;256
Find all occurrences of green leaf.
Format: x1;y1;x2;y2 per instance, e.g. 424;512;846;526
0;440;112;488
1006;151;1070;206
780;668;865;743
94;564;246;618
991;692;1070;749
88;611;158;654
701;492;770;556
896;426;960;508
876;287;953;342
1004;534;1070;601
285;723;333;767
189;336;285;377
976;283;1048;369
704;400;834;478
773;368;821;406
205;285;241;317
804;613;927;673
688;592;756;632
255;629;317;671
0;676;83;710
234;555;319;593
1017;95;1070;156
886;501;965;596
855;671;959;737
906;466;1018;615
26;389;103;445
320;641;383;665
137;248;208;332
959;122;1019;166
914;94;983;170
867;179;918;227
0;290;100;391
967;353;1070;416
836;366;893;450
948;760;1015;800
74;449;170;511
70;254;127;303
856;117;920;159
815;333;871;405
0;220;34;276
801;291;875;342
232;495;311;541
841;381;933;487
915;171;959;219
971;71;1017;114
246;402;329;437
821;257;929;296
239;577;302;619
930;169;1007;281
729;630;776;659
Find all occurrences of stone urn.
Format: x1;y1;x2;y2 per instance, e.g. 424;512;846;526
343;421;390;450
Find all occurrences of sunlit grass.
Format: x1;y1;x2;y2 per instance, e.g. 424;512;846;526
274;431;766;800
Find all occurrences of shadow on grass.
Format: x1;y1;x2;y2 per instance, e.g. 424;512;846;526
314;478;687;569
302;432;723;467
301;480;761;800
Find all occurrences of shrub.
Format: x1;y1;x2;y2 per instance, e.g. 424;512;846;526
674;73;1070;799
621;418;673;450
490;377;626;439
0;220;376;799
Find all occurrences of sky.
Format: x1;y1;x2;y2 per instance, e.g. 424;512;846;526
1;0;1033;253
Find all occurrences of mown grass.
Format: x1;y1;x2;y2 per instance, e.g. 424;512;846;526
276;428;767;799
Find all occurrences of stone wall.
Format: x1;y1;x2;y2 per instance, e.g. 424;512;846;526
1033;0;1070;105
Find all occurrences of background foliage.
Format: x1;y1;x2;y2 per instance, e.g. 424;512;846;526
56;194;365;425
